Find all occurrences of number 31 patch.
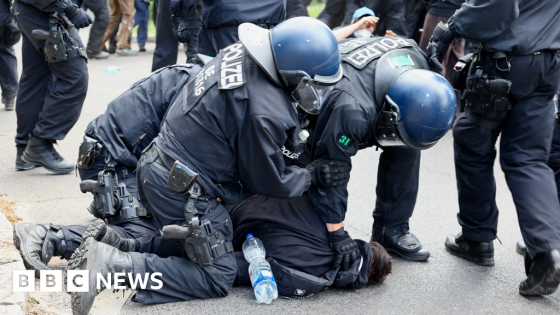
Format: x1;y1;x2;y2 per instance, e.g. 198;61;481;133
336;132;352;147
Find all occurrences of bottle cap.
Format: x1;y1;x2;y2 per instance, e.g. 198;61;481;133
299;130;309;141
246;233;254;238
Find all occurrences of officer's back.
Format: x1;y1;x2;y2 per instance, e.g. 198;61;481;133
450;0;560;54
155;43;305;204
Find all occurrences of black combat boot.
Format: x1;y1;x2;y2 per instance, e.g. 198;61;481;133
445;232;494;266
2;97;14;111
22;138;75;174
82;219;140;252
516;240;527;255
41;225;68;265
371;229;430;261
15;145;37;171
68;238;134;315
519;249;560;296
13;223;51;278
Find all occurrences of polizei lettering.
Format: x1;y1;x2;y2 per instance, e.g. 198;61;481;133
342;36;411;69
219;43;245;90
281;146;301;159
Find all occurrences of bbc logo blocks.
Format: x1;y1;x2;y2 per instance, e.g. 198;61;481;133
12;270;88;292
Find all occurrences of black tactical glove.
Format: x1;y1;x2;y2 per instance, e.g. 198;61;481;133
4;19;21;46
329;227;360;271
64;5;92;29
306;159;351;187
172;17;191;43
426;22;456;75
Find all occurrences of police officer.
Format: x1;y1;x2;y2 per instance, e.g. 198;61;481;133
308;36;456;262
316;0;355;29
13;63;203;277
68;18;349;314
426;0;560;296
171;0;286;58
82;0;110;59
13;0;90;173
151;0;200;71
0;0;19;111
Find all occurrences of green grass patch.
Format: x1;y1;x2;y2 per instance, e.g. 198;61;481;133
308;3;326;18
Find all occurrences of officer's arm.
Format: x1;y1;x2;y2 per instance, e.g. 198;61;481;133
237;114;312;199
448;0;521;42
18;0;72;13
308;100;370;224
86;66;198;168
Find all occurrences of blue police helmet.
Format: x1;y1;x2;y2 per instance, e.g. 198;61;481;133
271;17;341;80
384;69;456;148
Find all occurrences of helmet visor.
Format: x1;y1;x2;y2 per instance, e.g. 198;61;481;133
284;66;343;114
373;95;437;150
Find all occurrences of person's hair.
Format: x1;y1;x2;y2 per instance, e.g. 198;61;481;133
368;241;392;285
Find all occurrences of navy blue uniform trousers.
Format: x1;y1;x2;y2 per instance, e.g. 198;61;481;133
13;1;88;145
453;50;560;259
151;0;200;71
372;147;420;236
125;145;236;304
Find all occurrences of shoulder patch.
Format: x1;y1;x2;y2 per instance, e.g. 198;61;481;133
183;59;219;114
341;36;412;70
336;132;353;148
218;43;246;90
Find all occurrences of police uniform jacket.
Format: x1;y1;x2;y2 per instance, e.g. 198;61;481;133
85;65;202;169
448;0;560;54
16;0;83;12
155;42;311;205
309;37;429;223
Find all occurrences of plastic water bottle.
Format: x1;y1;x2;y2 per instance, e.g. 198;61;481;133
106;66;121;74
242;234;278;304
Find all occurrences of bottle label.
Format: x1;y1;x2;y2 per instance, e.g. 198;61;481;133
251;269;275;289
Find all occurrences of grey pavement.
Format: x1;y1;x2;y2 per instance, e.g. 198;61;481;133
0;29;559;314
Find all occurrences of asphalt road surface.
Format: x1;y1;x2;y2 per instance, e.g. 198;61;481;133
0;30;559;314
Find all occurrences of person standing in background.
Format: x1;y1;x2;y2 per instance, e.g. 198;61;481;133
151;0;199;71
102;0;137;56
134;0;149;51
0;0;19;110
82;0;110;59
13;0;90;173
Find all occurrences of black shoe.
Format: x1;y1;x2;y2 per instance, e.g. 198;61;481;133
22;138;75;174
519;249;560;296
87;51;110;59
42;225;67;265
445;232;494;266
139;46;146;52
82;219;139;252
371;230;430;261
2;97;14;111
516;240;527;255
15;145;37;171
13;223;51;278
108;42;117;54
68;238;133;315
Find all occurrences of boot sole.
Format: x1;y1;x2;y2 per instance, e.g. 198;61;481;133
445;242;495;266
386;247;430;261
69;238;102;315
519;261;560;296
13;223;51;278
15;162;38;171
82;220;107;242
22;154;74;174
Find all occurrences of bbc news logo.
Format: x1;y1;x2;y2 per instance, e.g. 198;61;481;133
13;270;163;292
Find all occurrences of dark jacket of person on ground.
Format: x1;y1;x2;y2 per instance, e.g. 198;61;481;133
231;193;393;293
